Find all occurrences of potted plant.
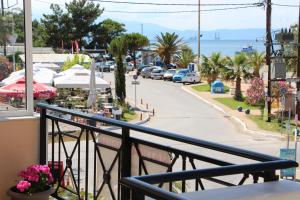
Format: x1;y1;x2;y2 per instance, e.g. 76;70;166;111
7;165;54;200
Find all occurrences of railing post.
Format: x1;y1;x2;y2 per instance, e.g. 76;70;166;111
263;170;279;182
121;127;132;200
39;107;47;164
132;190;145;200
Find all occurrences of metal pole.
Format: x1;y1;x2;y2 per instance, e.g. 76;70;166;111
135;82;137;108
12;13;15;71
297;0;300;116
266;0;272;122
197;0;201;64
1;0;6;56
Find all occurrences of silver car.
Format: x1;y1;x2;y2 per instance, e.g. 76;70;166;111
150;69;165;80
141;67;156;78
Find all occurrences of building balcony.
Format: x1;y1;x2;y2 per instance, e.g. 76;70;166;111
9;103;296;199
0;103;299;200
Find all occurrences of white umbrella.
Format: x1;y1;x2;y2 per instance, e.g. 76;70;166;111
53;72;109;89
33;63;60;71
54;64;90;79
1;67;56;85
87;60;97;107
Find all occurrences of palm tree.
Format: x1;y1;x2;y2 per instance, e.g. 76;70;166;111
248;51;265;77
201;52;226;85
223;53;252;101
176;45;195;68
154;32;183;67
108;37;127;102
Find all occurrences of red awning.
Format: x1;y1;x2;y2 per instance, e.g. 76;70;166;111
0;77;57;99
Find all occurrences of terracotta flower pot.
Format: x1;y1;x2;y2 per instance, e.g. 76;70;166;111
7;186;54;200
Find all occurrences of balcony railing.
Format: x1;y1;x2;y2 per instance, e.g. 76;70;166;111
38;103;298;200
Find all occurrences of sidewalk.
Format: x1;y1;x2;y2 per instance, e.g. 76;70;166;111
182;84;300;180
182;85;282;137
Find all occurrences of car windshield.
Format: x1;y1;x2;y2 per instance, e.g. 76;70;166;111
152;69;162;73
167;70;176;74
142;67;150;72
178;70;188;75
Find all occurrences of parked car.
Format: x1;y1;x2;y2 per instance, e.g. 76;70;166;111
163;69;177;81
106;61;116;71
141;67;156;78
137;65;149;74
126;62;134;72
181;72;200;84
95;62;110;72
172;69;190;82
151;69;165;80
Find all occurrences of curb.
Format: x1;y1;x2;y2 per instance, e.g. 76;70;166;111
103;101;151;131
181;86;284;139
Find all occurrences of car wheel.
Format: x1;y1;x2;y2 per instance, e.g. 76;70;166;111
193;80;196;84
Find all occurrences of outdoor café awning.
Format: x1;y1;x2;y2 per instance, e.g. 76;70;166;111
54;72;110;89
0;78;57;99
1;66;57;85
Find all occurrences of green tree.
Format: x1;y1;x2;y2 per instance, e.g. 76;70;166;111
41;4;73;49
283;24;297;75
223;53;252;101
248;51;265;77
176;45;195;68
124;33;149;69
201;52;226;85
61;54;90;71
32;19;47;47
154;32;183;67
90;19;126;49
0;15;10;56
66;0;103;49
109;37;127;102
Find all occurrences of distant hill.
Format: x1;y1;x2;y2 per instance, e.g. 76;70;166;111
123;21;268;41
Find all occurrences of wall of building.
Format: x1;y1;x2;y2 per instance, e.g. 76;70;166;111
0;116;39;199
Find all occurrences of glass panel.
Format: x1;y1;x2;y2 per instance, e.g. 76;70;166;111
0;0;26;111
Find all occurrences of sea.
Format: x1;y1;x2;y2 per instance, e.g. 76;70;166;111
188;40;265;56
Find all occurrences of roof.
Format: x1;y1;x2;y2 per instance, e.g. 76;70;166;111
19;54;91;64
0;46;54;54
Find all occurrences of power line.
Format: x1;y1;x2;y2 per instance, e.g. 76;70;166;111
272;3;299;8
33;0;264;13
89;0;262;7
104;5;263;14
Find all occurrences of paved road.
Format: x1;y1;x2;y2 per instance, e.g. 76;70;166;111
104;72;299;167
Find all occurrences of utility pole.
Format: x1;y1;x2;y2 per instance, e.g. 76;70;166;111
141;23;144;35
266;0;272;122
297;0;300;115
1;0;6;56
197;0;201;64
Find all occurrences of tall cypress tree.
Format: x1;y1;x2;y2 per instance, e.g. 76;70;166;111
109;37;127;103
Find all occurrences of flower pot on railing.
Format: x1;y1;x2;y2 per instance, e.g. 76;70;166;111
7;186;54;200
7;165;54;200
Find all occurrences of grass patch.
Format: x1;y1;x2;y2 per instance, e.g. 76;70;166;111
214;97;259;110
122;111;138;122
192;84;230;93
248;115;296;134
248;115;282;133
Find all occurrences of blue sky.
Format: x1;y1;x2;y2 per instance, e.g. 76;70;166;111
20;0;300;30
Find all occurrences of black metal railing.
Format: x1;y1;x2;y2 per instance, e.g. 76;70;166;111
37;103;298;200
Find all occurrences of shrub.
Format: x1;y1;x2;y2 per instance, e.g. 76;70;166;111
246;78;265;106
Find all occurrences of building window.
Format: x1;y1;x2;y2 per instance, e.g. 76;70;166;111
0;0;33;117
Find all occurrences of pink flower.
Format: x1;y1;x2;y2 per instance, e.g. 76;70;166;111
16;181;31;192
